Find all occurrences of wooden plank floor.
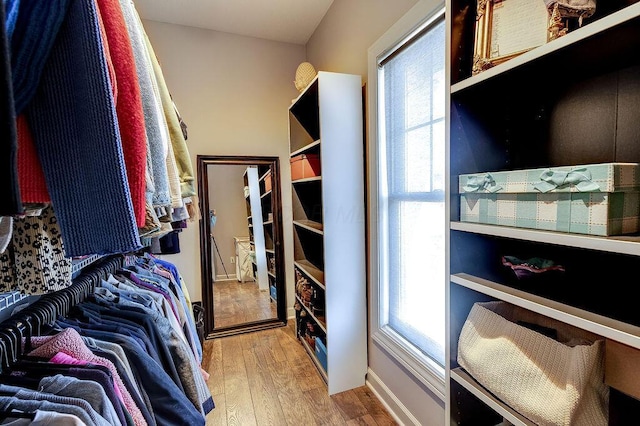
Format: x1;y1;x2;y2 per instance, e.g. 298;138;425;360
213;278;278;328
202;323;398;426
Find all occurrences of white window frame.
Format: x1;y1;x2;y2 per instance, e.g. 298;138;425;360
367;1;448;402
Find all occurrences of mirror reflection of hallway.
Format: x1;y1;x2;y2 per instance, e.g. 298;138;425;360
197;156;286;338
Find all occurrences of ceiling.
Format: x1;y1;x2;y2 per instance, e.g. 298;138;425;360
134;0;335;45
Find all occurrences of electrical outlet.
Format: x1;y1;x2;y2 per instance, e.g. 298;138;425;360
230;257;235;264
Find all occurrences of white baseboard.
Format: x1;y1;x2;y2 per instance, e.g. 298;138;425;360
366;369;421;426
215;274;237;281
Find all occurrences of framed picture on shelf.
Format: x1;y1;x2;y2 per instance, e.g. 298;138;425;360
473;0;551;75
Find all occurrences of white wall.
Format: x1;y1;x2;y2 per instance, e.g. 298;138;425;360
142;20;304;315
306;0;418;84
143;2;446;422
207;164;249;279
306;0;446;424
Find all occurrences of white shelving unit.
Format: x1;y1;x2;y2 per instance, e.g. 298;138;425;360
446;1;640;424
289;71;367;395
243;167;268;290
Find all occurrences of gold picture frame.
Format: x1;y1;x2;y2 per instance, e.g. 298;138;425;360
473;0;552;75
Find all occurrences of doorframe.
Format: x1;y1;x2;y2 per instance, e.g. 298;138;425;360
197;155;287;339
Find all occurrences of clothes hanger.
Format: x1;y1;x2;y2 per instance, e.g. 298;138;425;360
0;339;8;373
28;304;46;336
49;291;67;318
37;296;57;324
0;325;41;366
10;314;36;353
2;321;27;360
33;299;53;327
34;299;58;332
52;290;68;315
75;280;88;304
0;409;36;421
0;330;17;368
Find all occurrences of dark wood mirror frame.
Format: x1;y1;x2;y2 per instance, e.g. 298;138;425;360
197;155;287;338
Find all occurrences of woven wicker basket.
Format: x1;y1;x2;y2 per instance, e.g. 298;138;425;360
294;62;317;92
458;301;608;425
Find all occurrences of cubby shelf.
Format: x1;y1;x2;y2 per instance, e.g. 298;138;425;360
451;222;640;256
294;260;324;289
293;220;324;235
447;0;640;422
292;176;321;184
295;294;326;333
452;273;640;350
300;336;328;382
243;165;278;297
451;3;640;94
450;368;535;426
290;139;321;158
289;71;366;395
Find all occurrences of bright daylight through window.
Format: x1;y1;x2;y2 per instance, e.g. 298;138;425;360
378;14;445;368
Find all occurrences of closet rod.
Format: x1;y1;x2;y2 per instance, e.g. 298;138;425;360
0;254;125;371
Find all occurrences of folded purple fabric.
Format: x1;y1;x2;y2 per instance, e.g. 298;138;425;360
501;255;565;280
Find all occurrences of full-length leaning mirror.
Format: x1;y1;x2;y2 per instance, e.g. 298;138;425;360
197;155;286;338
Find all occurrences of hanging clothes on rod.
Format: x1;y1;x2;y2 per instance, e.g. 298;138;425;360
24;0;142;258
2;0;199;259
0;252;212;426
0;0;21;217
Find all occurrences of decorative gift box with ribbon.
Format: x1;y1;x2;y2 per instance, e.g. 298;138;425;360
459;163;640;236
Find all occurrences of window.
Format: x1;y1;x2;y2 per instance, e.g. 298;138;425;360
375;10;446;380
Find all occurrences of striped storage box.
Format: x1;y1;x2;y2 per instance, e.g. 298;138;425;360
459;163;640;236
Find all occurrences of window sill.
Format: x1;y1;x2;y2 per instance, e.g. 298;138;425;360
372;326;446;402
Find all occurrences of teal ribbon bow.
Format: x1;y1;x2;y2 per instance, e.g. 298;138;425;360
533;167;600;193
462;174;502;193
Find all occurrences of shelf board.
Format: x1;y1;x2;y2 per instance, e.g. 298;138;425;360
71;254;105;278
293;220;324;235
290;73;320;107
292;176;321;184
451;273;640;350
0;292;31;317
259;170;270;182
261;190;272;199
263;220;274;226
450;368;536;426
450;221;640;256
294;260;325;289
451;2;640;93
265;248;275;254
268;270;276;278
290;139;321;157
300;335;328;383
296;295;327;333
